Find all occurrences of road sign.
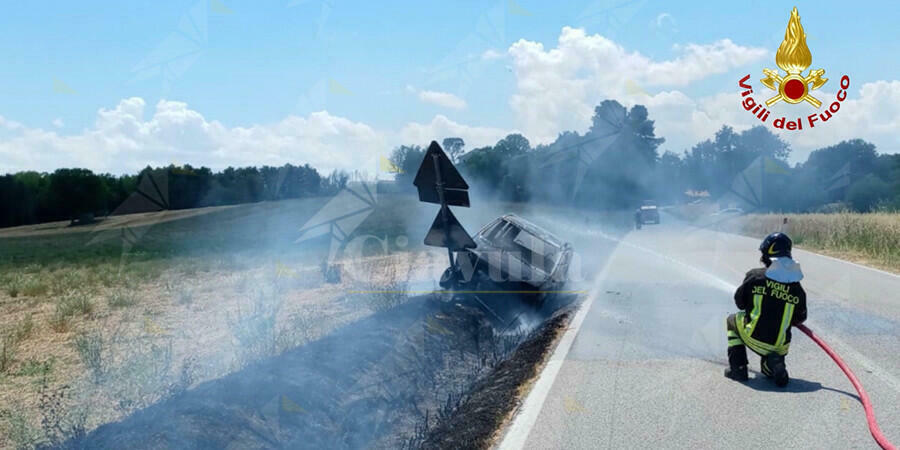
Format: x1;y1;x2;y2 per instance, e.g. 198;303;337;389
413;140;476;267
414;141;470;207
424;205;476;250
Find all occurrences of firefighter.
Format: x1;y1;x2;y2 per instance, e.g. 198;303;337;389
725;232;807;387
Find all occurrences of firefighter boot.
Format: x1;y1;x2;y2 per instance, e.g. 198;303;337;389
725;344;749;382
762;354;789;387
725;316;748;381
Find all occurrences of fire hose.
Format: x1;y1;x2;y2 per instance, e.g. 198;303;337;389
796;323;896;450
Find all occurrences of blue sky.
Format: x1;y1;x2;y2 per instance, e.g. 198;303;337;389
1;1;899;174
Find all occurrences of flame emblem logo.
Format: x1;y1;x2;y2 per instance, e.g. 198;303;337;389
761;7;828;108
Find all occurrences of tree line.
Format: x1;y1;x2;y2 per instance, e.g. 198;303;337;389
0;164;349;228
3;98;899;229
392;100;900;213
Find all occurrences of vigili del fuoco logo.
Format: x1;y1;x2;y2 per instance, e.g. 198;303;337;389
738;7;850;131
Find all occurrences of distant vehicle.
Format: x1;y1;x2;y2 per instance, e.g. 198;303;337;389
635;201;660;227
439;214;573;309
712;207;745;216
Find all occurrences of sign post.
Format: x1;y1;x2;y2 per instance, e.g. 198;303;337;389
413;141;475;271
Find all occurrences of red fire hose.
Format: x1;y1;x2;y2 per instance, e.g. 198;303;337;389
796;323;896;450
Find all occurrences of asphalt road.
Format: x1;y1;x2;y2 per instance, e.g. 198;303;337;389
500;216;900;449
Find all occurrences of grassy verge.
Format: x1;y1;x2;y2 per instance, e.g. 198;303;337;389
720;213;900;273
0;193;440;448
417;311;572;449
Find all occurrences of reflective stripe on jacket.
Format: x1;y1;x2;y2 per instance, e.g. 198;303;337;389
733;267;807;356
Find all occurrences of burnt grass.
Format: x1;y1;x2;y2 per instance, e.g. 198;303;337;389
59;292;570;449
419;311;571;449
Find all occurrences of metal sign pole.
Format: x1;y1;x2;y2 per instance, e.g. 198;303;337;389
432;153;455;269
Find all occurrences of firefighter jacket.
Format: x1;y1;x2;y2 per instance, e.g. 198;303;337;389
733;260;807;356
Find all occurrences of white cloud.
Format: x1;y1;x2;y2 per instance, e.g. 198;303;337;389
51;118;65;128
507;27;769;144
481;49;504;60
0;116;23;131
398;114;512;150
501;26;900;161
416;90;467;110
7;28;899;177
0;98;514;176
0;98;387;175
778;80;900;159
407;85;468;110
629;80;900;161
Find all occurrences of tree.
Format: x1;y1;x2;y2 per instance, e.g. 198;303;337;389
46;168;107;221
847;174;891;212
321;170;350;194
804;140;877;183
574;102;665;207
682;125;790;199
493;134;531;157
740;125;790;160
802;139;879;204
441;137;465;163
389;145;425;185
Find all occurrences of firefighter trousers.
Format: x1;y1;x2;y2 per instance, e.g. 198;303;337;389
726;313;749;368
726;313;787;376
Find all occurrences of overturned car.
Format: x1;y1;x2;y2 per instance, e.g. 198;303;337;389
439;214;573;310
413;141;573;324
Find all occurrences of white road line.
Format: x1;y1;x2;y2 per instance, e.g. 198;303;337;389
616;234;900;395
795;247;900;279
497;250;616;450
500;218;900;449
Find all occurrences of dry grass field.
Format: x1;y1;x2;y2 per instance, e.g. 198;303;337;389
719;212;900;273
0;193;449;448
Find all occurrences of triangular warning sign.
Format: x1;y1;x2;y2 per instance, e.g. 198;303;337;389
424;206;475;250
414;141;469;206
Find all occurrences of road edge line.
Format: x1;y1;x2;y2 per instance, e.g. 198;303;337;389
497;252;615;450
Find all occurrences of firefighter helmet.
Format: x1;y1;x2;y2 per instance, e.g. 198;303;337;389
759;232;792;258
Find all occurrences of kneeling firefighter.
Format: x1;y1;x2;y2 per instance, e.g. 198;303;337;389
725;232;807;387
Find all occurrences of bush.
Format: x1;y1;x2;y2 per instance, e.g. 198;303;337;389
74;333;104;383
15;357;54;378
58;291;93;317
4;274;23;298
228;286;283;366
0;407;41;449
0;336;14;374
107;290;138;309
21;278;50;297
49;291;93;332
1;315;35;373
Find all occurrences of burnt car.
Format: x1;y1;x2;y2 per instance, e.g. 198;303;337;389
439;214;573;311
